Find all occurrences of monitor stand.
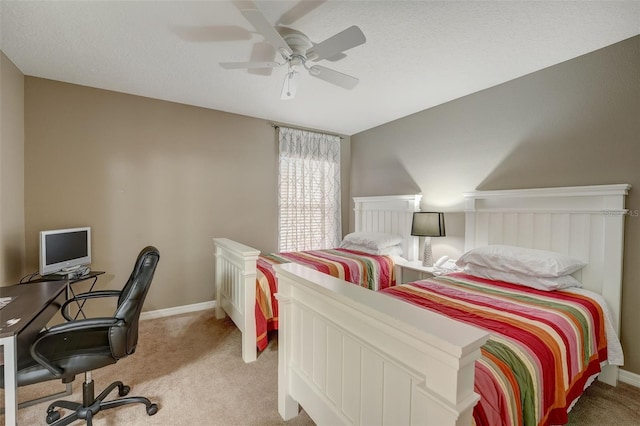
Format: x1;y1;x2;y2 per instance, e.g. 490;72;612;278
45;266;91;280
40;273;68;281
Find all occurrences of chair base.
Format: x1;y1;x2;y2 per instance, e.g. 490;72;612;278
45;374;158;426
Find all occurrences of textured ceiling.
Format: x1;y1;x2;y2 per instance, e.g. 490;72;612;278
2;1;639;135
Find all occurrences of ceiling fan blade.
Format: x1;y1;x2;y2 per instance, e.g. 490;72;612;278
220;61;280;70
281;71;300;100
248;41;277;76
276;0;326;26
308;65;359;90
325;53;347;62
307;26;366;62
241;9;292;58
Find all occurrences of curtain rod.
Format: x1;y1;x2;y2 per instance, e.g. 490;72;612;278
269;123;344;140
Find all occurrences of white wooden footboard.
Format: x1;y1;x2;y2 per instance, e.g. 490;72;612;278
276;263;489;425
213;238;260;363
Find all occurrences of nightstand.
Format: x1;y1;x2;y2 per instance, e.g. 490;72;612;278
395;260;435;284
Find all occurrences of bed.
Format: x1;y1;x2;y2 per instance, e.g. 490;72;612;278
274;184;630;425
212;194;422;362
255;248;402;351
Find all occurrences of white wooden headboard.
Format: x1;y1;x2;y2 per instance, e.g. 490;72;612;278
463;184;630;337
353;194;422;261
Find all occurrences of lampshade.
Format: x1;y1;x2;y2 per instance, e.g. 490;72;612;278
411;212;446;237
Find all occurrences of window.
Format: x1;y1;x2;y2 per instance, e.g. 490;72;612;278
278;127;341;252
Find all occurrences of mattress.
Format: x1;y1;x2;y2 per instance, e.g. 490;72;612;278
255;248;397;350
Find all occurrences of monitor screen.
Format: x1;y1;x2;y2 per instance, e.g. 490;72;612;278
39;227;91;276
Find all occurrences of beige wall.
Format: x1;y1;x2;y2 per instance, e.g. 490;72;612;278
23;77;350;314
0;51;25;285
350;36;640;374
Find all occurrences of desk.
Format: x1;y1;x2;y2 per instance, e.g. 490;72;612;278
28;271;105;319
66;271;105;319
0;281;67;426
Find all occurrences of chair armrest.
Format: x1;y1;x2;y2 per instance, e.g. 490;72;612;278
61;290;121;321
30;317;124;377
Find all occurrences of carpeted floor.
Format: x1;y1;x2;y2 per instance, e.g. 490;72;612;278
1;309;639;425
1;309;313;425
566;380;640;425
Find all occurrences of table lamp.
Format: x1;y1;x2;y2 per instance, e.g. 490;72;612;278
411;212;446;266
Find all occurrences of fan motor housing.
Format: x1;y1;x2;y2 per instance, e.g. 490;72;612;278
280;29;313;56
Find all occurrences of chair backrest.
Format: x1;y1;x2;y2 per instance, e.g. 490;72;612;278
111;246;160;358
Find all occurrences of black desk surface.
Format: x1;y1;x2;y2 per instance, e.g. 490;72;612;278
30;270;105;283
0;281;67;339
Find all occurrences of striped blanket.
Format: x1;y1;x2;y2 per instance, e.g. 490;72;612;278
255;248;397;350
381;272;608;426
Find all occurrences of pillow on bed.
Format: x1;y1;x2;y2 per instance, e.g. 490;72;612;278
456;245;586;278
340;232;404;250
463;264;582;291
340;243;404;256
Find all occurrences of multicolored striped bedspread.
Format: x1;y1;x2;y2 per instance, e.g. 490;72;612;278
255;248;397;350
381;272;610;426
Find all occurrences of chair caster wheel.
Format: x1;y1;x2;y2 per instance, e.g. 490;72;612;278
46;411;61;424
147;403;158;416
119;385;130;396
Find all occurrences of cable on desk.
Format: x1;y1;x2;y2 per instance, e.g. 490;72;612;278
20;270;40;283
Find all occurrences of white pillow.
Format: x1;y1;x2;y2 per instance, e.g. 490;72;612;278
340;232;404;250
340;243;404;256
463;264;582;291
456;245;586;278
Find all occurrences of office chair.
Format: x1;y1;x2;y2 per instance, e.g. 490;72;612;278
0;246;160;425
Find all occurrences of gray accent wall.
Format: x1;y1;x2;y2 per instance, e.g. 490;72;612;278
350;36;640;374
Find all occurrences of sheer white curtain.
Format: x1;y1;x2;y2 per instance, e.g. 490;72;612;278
278;127;341;252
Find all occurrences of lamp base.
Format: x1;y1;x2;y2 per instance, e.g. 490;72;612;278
422;237;433;267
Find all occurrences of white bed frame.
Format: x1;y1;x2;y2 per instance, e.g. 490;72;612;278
275;184;630;425
213;194;422;363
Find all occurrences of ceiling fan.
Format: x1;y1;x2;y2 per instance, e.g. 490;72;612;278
220;8;366;100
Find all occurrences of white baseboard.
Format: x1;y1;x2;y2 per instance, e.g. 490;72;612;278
140;300;216;321
619;369;640;388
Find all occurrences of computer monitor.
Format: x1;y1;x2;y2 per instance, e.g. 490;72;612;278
39;227;92;276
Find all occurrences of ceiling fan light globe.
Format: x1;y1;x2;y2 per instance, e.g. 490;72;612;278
277;47;292;60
